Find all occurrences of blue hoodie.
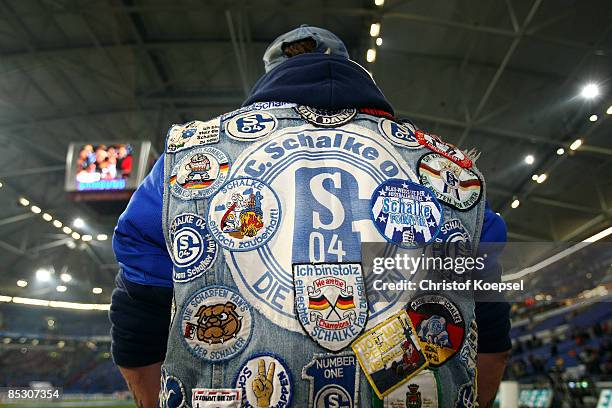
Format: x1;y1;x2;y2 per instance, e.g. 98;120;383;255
110;53;510;367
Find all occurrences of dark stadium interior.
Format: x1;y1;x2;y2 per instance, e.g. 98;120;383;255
0;0;610;407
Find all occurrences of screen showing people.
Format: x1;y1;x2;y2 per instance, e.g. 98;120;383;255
75;144;133;190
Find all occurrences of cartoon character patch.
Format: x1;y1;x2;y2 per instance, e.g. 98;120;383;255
294;263;368;351
295;105;357;127
170;147;230;200
418;153;482;211
225;111;278;141
378;118;421;149
207;177;281;251
352;310;428;398
169;213;218;282
407;295;466;368
415;131;472;168
166;118;220;153
302;352;360;408
181;286;252;362
159;369;187;408
370;179;443;248
233;354;293;408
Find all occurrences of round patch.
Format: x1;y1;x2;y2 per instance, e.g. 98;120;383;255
295;105;357;127
430;218;473;282
417;153;482;211
233;354;293;408
207;177;281;251
169;214;218;282
378;118;421;149
170;147;230;200
181;286;253;362
370;179;443;248
415;130;473;168
159;370;187;408
225;111;278;141
407;294;466;368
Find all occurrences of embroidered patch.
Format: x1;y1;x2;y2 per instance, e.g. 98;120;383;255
167;118;220;153
359;108;394;119
295;105;357;127
455;383;476;408
460;320;478;378
159;369;187;408
417;153;482;211
415;131;472;168
207;177;281;251
352;309;428;398
429;218;473;282
222;126;416;334
181;286;252;362
233;354;293;408
221;101;296;121
383;369;440;408
407;295;466;368
302;352;360;408
170;147;230;200
294;263;368;351
192;389;242;408
370;179;443;248
225;111;278;141
169;213;218;282
378;118;421;149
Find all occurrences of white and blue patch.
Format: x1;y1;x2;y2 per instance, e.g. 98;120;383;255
221;101;296;121
294;263;368;351
222;125;418;333
378;118;421;149
170;146;230;200
370;179;443;248
160;369;187;408
302;352;360;408
460;320;478;379
181;286;253;362
207;177;281;251
455;382;476;408
233;353;293;408
225;111;278;141
430;218;473;281
166;118;220;153
169;213;218;282
295;105;357;127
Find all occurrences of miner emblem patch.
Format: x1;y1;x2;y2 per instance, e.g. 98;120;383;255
294;263;368;351
181;286;252;362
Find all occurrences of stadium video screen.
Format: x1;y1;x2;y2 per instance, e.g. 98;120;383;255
65;141;154;194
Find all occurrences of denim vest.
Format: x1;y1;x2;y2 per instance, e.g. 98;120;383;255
159;102;485;408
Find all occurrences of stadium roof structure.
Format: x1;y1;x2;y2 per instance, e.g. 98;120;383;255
0;0;610;302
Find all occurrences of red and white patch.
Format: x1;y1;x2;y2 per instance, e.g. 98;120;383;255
415;130;473;168
192;389;241;408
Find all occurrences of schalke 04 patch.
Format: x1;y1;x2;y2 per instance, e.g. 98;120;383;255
295;105;357;127
407;295;466;368
455;382;476;408
381;369;440;408
169;213;218;282
370;179;443;248
352;309;428;399
192;389;242;408
225;111;278;141
181;286;252;362
415;130;472;168
207;177;281;251
170;147;230;200
302;352;360;408
294;263;368;351
167;118;220;153
429;218;473;282
233;354;293;408
378;118;421;149
418;153;482;211
159;369;187;408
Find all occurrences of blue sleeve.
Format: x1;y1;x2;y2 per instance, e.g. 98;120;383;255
112;154;172;287
475;202;512;353
110;154;173;367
